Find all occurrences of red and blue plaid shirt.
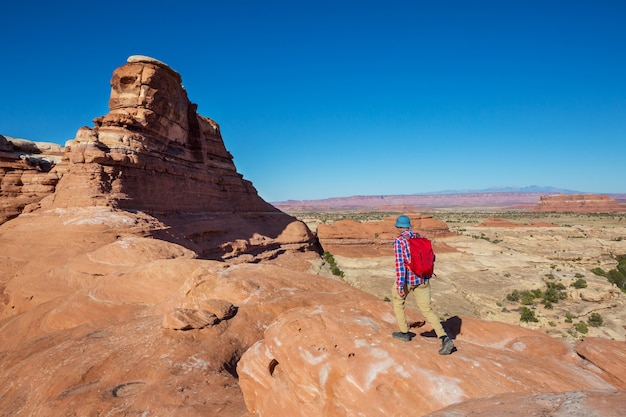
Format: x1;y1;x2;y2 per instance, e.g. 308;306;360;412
394;229;427;292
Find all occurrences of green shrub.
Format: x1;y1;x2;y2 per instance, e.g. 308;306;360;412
506;290;520;302
607;269;625;288
543;287;560;303
587;313;603;327
591;267;606;277
531;288;544;298
565;312;574;323
520;307;538;323
323;251;345;278
574;321;589;334
520;290;536;306
571;278;587;289
547;281;566;291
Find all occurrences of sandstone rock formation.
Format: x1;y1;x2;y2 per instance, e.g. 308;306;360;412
0;135;64;223
317;213;456;258
531;194;626;213
29;55;318;261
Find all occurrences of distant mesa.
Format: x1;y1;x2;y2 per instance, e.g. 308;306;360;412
530;194;626;213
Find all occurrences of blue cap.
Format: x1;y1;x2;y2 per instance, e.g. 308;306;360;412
395;215;411;228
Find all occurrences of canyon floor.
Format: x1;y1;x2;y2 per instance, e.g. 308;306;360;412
300;211;626;342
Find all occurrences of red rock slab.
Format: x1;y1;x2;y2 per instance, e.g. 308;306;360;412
576;337;626;389
425;389;626;417
238;305;618;417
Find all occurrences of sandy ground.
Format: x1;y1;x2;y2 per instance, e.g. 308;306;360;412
306;212;626;341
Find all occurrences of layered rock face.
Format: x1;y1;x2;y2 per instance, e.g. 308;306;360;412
531;194;626;213
317;213;456;257
0;135;64;223
49;55;270;214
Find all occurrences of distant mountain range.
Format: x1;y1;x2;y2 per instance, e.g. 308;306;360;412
273;186;626;211
419;186;583;195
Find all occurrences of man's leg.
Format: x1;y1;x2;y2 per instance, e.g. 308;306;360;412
391;282;409;333
413;280;447;338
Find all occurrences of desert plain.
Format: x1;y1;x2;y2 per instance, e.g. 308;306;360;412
301;210;626;342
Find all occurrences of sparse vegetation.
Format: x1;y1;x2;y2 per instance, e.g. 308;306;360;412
506;281;566;312
323;251;345;278
587;313;603;327
565;312;574;323
520;290;536;306
571;278;587;289
591;255;626;293
574;321;589;334
591;267;606;277
519;307;538;323
506;289;520;302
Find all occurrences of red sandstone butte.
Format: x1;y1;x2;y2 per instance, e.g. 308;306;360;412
531;194;626;213
317;213;457;257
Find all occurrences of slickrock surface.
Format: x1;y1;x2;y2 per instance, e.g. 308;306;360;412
425;389;625;417
239;311;625;417
531;193;626;213
0;207;340;416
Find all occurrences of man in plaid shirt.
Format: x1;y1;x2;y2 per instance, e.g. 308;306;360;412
392;215;455;355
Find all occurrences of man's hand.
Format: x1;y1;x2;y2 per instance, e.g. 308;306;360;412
397;287;406;299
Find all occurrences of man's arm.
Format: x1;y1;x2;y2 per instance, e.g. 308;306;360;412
394;238;407;298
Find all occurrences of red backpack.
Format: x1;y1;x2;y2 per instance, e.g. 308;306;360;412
405;236;436;277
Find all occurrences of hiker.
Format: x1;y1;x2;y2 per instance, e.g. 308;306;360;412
391;215;455;355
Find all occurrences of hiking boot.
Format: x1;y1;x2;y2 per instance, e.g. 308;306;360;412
392;331;412;342
439;336;454;355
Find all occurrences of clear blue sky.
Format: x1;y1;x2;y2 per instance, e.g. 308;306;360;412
3;1;625;201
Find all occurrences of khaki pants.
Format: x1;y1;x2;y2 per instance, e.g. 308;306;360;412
392;280;446;338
